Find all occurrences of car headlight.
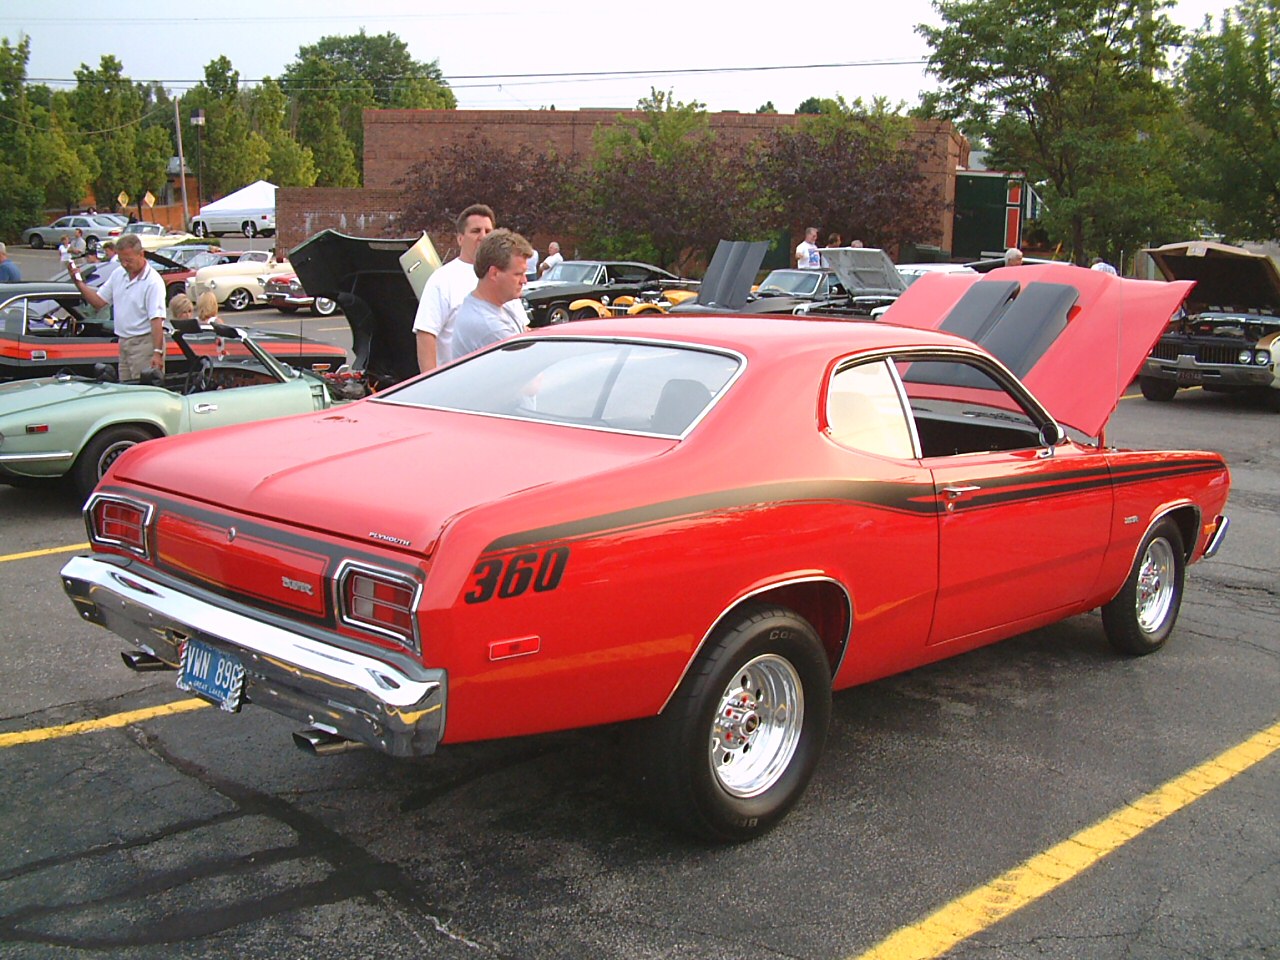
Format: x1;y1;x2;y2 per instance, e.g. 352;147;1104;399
207;280;217;289
1255;349;1272;365
1238;348;1253;364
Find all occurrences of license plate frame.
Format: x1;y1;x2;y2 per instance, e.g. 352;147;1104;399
1177;369;1204;386
177;638;245;712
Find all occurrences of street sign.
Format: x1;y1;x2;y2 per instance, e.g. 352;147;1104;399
143;191;156;208
117;191;129;208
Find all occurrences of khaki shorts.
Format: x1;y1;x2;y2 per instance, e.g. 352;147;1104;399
118;334;161;382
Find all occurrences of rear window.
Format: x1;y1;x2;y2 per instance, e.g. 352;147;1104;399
378;338;741;437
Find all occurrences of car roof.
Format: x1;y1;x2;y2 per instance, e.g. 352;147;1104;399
0;281;81;296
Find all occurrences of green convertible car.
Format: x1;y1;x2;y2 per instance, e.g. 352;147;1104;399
0;319;343;499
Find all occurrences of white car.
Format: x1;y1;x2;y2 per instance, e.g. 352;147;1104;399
896;262;981;286
185;251;283;312
118;222;197;251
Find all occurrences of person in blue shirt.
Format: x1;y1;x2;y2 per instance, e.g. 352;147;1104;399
0;243;20;282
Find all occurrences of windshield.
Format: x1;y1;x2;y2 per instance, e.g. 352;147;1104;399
756;270;820;296
124;223;164;235
540;262;601;284
379;338;741;438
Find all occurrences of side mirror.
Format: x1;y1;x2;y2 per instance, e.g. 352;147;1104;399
1039;421;1065;448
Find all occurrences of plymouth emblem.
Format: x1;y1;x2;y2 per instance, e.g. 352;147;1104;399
281;576;314;596
369;531;412;547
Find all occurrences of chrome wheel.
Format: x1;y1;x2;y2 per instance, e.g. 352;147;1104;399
709;654;804;799
225;288;252;311
1135;537;1177;633
546;304;570;325
312;297;337;316
96;438;137;480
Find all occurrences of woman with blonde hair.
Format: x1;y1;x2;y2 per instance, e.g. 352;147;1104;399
196;291;219;328
168;293;194;321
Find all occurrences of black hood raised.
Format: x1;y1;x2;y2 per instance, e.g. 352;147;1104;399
289;230;423;386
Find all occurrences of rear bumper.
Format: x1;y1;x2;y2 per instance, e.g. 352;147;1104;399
60;554;446;757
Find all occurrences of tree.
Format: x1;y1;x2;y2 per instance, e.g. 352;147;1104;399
288;57;360;187
756;101;777;114
920;0;1188;262
0;37;44;236
252;79;316;188
72;55;145;211
582;90;762;271
282;31;455;164
395;133;577;244
1177;0;1280;240
754;99;938;251
197;57;271;196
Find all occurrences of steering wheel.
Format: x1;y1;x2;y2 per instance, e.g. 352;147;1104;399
184;356;214;395
55;315;80;336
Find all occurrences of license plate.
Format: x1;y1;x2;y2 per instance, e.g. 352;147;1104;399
1177;370;1203;385
177;638;245;712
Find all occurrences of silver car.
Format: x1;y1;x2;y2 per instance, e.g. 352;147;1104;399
22;215;123;251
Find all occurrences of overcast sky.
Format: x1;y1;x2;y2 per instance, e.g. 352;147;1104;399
1;0;1239;115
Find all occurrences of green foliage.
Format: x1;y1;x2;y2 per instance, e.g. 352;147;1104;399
204;99;271;196
583;89;763;271
0;161;44;240
1177;0;1280;240
921;0;1189;261
252;80;316;188
71;55;147;211
756;101;777;114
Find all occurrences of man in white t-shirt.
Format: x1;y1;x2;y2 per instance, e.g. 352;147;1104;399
451;230;533;360
538;241;563;277
68;233;166;380
415;204;530;372
795;227;821;269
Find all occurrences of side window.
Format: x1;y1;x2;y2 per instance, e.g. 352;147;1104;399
895;356;1044;457
0;299;25;335
825;359;915;459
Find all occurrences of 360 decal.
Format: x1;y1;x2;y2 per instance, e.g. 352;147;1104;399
465;547;570;603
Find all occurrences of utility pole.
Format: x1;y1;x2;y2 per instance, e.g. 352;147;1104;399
174;97;190;229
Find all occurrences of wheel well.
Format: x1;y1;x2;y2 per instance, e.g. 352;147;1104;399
83;421;165;453
711;579;851;677
1160;505;1201;562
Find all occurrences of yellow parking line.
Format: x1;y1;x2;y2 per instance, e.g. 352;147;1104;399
849;719;1280;960
0;542;88;564
0;698;210;749
1121;385;1202;401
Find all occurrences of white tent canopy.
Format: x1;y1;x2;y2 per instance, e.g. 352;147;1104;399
199;180;277;216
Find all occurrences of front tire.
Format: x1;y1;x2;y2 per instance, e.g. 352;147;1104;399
640;605;831;842
243;221;258;238
192;221;208;238
71;425;154;499
29;234;44;249
1139;375;1178;402
1102;519;1185;655
546;303;570;325
225;288;252;312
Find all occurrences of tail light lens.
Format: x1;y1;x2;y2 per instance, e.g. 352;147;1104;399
86;494;153;558
336;561;421;652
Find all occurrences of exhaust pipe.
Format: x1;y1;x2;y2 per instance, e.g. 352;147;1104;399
121;650;176;672
293;728;367;756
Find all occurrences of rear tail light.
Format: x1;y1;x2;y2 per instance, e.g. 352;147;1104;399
336;561;421;652
85;493;154;558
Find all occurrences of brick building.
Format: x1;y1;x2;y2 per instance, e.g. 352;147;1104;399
277;109;968;258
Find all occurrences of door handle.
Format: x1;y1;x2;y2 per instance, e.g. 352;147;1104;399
193;402;218;414
942;484;980;499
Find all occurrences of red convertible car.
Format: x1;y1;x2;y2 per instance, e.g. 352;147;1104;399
61;264;1230;841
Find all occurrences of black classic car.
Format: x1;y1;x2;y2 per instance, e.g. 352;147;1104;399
1139;241;1280;412
521;260;696;326
671;242;907;318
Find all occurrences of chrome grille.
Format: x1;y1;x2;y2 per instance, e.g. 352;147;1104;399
1153;339;1246;365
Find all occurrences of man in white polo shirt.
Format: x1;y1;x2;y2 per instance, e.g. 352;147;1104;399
414;203;529;372
68;233;166;380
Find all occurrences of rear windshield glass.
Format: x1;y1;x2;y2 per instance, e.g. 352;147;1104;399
377;338;741;437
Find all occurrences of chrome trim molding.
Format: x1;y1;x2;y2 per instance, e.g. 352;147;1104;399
61;555;445;757
0;450;75;463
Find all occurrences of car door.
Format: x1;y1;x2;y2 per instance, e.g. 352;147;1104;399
6;293;117;379
181;379;317;432
894;353;1112;644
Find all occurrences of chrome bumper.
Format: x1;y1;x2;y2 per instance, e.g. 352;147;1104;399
1203;515;1230;560
60;554;446;757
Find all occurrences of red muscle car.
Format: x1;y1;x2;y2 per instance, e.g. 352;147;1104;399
61;264;1231;842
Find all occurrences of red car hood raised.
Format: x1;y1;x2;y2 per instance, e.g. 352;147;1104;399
112;402;669;554
884;263;1194;437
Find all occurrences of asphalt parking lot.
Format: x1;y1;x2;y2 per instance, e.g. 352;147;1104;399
0;258;1277;958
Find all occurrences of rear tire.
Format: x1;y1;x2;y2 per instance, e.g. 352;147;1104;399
243;221;258;238
638;605;831;842
193;221;208;238
546;304;570;325
71;425;154;499
1102;519;1185;656
29;234;44;249
1139;375;1178;402
311;297;337;317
